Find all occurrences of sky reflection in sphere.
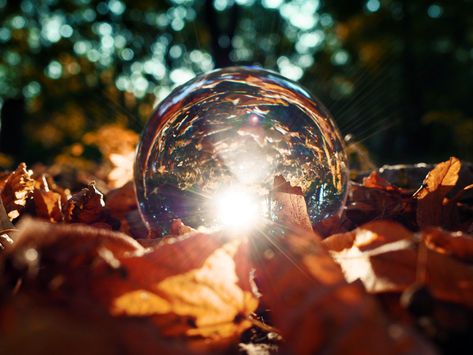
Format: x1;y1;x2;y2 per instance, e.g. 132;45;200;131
134;67;348;235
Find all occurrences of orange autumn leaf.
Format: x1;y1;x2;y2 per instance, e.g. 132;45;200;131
324;220;473;309
345;181;415;228
33;188;63;222
31;174;67;223
250;225;434;355
108;151;136;188
64;183;118;229
4;219;258;343
252;181;433;354
422;227;473;262
414;157;461;228
94;232;258;339
64;183;106;224
363;171;400;192
0;163;35;220
11;218;143;259
0;294;198;355
105;181;137;220
323;220;416;293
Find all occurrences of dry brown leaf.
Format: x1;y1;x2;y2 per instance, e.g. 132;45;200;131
251;226;434;354
105;181;137;219
422;227;473;263
105;182;150;238
324;220;473;309
414;157;461;228
94;233;258;339
64;183;105;224
4;219;257;344
363;171;401;192
33;188;63;222
10;218;143;258
313;214;351;238
0;163;35;220
252;180;433;354
64;183;117;228
323;220;416;293
0;294;197;355
42;173;71;211
345;182;415;229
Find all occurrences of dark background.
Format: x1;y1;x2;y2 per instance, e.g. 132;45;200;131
0;0;472;168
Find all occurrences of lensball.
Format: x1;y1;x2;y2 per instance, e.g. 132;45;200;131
134;67;348;235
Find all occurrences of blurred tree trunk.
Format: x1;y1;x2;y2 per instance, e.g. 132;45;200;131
400;0;428;161
0;97;25;161
204;0;239;67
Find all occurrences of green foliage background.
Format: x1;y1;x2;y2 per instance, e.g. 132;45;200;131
0;0;472;166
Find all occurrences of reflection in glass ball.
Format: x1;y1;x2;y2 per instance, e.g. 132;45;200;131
134;67;348;235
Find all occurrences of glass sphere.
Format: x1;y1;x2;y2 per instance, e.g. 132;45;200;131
134;67;348;235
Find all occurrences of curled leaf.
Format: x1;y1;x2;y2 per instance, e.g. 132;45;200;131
65;183;118;228
33;188;63;222
0;163;35;221
363;171;400;192
106;181;141;236
414;157;461;228
96;233;258;339
251;225;434;354
345;182;415;229
3;219;257;345
324;220;473;309
323;220;416;293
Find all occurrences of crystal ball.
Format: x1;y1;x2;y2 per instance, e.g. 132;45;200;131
134;67;348;235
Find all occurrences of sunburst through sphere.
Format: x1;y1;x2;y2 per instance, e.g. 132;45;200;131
134;67;348;235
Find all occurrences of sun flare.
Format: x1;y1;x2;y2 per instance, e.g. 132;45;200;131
213;186;263;233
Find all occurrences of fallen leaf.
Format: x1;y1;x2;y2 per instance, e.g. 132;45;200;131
345;182;415;229
108;151;135;188
253;181;433;354
64;183;118;228
3;218;258;345
414;157;461;228
250;226;434;354
0;294;197;355
10;217;143;259
105;181;137;219
323;220;416;293
33;188;63;222
64;183;105;224
95;233;258;339
324;220;473;309
363;171;401;192
0;163;35;221
106;181;140;236
422;227;473;263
